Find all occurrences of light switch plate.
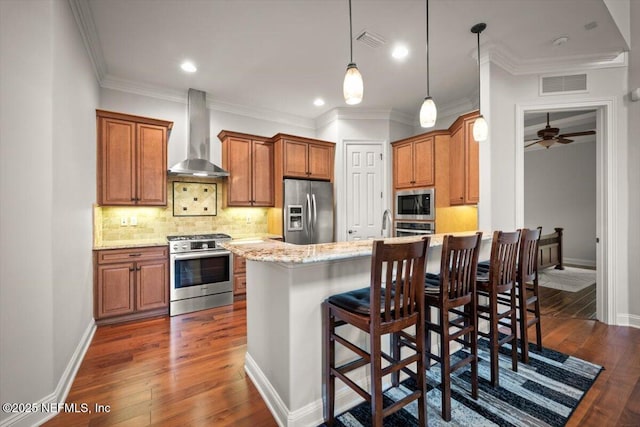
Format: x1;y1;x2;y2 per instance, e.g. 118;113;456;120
120;217;128;226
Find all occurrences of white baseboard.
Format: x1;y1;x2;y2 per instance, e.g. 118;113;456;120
616;313;640;329
244;352;374;427
0;320;96;427
563;258;596;268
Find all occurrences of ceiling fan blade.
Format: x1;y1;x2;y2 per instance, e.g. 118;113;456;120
555;138;574;144
558;130;596;138
525;140;543;148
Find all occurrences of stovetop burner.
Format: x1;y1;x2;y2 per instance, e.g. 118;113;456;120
167;233;232;242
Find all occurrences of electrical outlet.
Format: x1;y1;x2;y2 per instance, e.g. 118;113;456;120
130;216;137;226
120;217;128;226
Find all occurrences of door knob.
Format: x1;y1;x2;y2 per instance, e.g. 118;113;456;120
348;230;354;234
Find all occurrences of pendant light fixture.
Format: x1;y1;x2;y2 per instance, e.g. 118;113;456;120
471;22;488;142
343;0;363;105
419;0;436;128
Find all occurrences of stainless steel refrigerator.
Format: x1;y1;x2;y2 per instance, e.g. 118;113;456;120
283;179;334;244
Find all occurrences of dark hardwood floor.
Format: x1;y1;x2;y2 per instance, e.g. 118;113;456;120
539;283;597;319
44;297;640;426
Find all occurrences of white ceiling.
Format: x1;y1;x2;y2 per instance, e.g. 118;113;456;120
78;0;627;124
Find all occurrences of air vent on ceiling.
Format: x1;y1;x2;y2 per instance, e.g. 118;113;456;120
356;30;386;48
540;74;587;95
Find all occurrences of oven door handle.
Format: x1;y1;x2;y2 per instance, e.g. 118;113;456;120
171;250;231;261
395;228;434;234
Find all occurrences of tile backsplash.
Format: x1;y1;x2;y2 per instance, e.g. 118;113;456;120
94;178;269;245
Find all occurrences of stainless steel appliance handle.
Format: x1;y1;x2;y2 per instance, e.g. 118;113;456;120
395;228;434;234
306;194;312;239
171;250;231;261
311;193;317;235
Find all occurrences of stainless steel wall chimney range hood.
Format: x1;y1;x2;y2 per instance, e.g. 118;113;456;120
168;88;229;178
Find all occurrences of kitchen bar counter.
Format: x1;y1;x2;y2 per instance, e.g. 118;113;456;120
221;233;464;264
221;232;490;427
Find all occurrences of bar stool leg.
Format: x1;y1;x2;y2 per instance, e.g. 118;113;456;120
371;329;383;427
510;287;518;372
518;280;530;364
489;291;499;387
440;308;452;422
323;302;335;426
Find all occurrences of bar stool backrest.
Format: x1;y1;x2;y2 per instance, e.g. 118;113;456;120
371;237;429;328
488;230;521;292
439;232;483;306
519;228;542;283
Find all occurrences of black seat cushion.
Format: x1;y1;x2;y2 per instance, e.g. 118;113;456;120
328;287;393;315
477;260;490;273
424;273;440;293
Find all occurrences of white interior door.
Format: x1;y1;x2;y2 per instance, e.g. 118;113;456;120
346;143;384;241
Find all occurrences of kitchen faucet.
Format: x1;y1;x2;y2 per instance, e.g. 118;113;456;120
381;209;392;237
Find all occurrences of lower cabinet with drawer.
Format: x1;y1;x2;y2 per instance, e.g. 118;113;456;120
233;253;247;297
94;246;169;324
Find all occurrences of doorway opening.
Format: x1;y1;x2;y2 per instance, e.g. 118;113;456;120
516;98;616;324
523;109;597;319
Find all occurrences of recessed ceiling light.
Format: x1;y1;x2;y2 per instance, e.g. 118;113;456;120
313;98;325;107
392;45;409;60
180;61;197;73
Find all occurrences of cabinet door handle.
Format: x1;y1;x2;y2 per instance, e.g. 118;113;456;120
136;267;141;271
129;267;135;272
129;253;142;257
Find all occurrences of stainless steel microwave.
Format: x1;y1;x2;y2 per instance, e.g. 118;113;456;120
395;188;435;220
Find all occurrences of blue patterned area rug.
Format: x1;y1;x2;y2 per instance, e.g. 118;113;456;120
321;339;603;427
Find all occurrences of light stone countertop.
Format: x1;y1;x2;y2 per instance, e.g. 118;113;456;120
221;231;487;264
93;239;169;250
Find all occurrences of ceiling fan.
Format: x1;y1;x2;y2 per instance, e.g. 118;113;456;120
525;112;596;149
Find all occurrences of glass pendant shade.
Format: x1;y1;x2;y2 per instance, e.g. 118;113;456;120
473;115;488;142
343;63;363;105
419;97;437;128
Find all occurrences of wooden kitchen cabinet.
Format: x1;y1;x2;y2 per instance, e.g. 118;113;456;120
274;134;335;181
391;134;435;190
94;245;168;324
449;111;479;205
219;131;274;207
233;253;247;297
97;110;173;206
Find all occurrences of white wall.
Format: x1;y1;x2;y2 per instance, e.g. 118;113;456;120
627;0;640;322
0;1;99;425
51;0;100;382
524;142;597;266
486;60;630;324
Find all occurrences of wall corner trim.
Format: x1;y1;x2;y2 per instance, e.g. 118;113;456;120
0;320;96;427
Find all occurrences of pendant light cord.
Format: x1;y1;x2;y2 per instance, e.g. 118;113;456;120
348;0;353;63
477;30;481;113
426;0;430;97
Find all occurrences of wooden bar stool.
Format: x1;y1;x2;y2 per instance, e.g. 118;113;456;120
423;232;482;422
476;230;521;387
323;237;430;427
516;228;543;363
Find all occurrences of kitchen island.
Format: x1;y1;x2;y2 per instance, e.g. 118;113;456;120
222;233;490;427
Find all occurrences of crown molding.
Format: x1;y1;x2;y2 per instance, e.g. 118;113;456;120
68;0;107;82
101;75;316;129
488;42;627;76
315;107;415;129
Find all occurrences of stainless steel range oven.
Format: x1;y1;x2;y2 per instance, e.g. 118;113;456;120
168;234;234;316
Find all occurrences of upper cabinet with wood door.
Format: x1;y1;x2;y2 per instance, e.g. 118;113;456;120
391;134;435;190
97;110;173;206
448;111;479;205
273;134;335;181
219;131;274;207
